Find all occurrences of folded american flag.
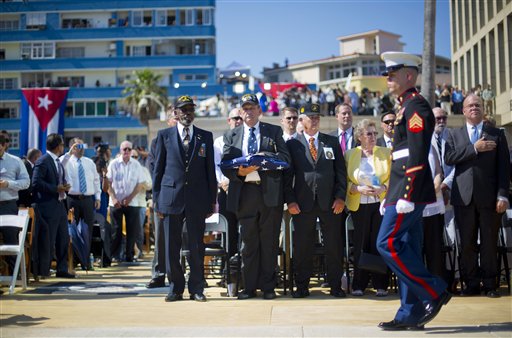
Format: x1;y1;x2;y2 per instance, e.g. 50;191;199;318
220;154;289;171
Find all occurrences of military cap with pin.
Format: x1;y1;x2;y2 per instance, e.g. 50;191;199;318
381;52;422;76
175;95;196;108
299;103;322;116
240;94;259;106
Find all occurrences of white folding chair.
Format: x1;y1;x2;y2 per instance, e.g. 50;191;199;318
0;214;30;295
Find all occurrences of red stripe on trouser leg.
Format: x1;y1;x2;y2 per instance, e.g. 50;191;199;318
387;213;439;299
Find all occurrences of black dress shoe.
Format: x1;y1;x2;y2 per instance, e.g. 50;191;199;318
263;290;277;300
56;271;76;279
164;292;183;302
146;278;165;289
418;291;452;326
237;290;257;300
485;289;501;298
330;289;346;298
292;288;310;298
190;293;207;302
378;319;424;331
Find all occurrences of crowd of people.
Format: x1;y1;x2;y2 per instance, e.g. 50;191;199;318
0;52;510;331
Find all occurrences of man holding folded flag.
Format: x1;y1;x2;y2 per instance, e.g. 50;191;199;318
221;94;290;300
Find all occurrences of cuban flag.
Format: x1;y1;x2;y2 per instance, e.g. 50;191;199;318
20;88;68;156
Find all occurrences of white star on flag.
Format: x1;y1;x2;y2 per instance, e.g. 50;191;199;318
261;159;268;165
38;94;53;110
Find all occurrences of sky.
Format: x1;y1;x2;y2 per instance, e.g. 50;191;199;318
216;0;451;77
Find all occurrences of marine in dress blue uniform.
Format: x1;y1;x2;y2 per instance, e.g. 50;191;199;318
376;52;451;331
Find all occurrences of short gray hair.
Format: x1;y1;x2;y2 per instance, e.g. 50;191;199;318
354;119;377;140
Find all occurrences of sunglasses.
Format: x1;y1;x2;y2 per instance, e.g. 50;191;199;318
122;147;132;151
230;116;242;121
435;116;447;121
178;107;195;113
382;120;395;125
285;116;298;120
131;156;138;159
365;132;378;137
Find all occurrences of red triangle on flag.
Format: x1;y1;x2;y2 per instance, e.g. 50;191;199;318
22;89;68;131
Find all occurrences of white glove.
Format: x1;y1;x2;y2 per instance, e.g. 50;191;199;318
379;199;386;216
396;199;415;214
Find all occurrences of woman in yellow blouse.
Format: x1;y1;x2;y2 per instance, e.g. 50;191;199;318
345;119;391;297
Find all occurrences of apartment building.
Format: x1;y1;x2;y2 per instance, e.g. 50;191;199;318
450;0;512;125
0;0;222;154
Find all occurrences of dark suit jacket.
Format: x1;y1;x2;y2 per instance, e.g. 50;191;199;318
444;124;510;207
284;133;347;212
17;159;34;206
32;153;61;203
376;136;387;148
153;125;217;215
221;122;291;213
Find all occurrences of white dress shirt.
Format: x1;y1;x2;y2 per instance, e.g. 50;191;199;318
177;123;194;143
337;127;354;149
282;132;298;141
214;135;227;184
107;157;144;207
242;122;261;182
63;155;101;200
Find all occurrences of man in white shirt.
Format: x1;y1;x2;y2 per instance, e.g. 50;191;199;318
62;137;101;265
214;108;242;260
280;107;299;141
107;140;145;262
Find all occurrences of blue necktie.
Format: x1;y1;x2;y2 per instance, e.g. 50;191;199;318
470;126;479;144
78;158;87;194
248;127;257;155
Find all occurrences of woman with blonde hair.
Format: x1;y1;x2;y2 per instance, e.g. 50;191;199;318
345;119;391;297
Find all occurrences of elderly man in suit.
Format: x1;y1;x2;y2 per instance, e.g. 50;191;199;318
284;103;347;298
222;94;290;300
31;133;74;279
153;95;217;302
445;94;510;298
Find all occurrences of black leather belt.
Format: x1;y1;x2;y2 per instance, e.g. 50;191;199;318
68;194;92;200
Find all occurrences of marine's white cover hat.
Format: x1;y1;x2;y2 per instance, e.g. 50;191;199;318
381;52;422;76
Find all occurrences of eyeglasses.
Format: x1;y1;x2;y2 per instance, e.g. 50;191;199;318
365;132;378;137
285;116;298;120
122;147;132;151
382;120;395;125
131;156;138;159
435;116;447;121
230;116;242;121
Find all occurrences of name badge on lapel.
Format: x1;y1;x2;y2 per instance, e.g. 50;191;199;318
323;147;335;160
198;143;206;157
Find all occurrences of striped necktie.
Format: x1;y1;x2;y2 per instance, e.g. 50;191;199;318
78;158;87;194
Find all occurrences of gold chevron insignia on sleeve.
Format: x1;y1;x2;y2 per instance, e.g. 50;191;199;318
407;112;424;133
405;165;424;174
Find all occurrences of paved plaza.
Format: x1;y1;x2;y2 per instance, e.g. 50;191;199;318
1;257;511;337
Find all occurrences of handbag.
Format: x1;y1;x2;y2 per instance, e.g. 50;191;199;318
357;251;388;275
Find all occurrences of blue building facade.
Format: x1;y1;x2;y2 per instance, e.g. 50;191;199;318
0;0;226;155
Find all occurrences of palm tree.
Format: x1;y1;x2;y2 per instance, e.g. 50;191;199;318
122;69;168;125
421;0;436;107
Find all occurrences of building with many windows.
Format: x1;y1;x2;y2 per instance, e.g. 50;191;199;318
450;0;511;125
262;29;451;97
0;0;224;155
